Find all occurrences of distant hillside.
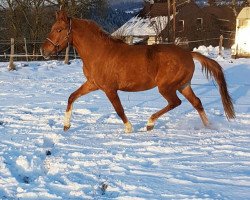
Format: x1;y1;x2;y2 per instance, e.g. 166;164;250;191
109;0;143;6
109;0;143;12
91;8;136;33
94;1;143;33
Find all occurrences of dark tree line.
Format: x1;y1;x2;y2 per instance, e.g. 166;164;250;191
0;0;133;42
0;0;134;57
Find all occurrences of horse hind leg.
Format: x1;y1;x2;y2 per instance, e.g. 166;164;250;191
179;85;209;126
147;87;182;131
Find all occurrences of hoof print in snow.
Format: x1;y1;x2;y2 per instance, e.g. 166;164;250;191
23;176;30;184
46;150;52;156
101;183;108;195
0;121;4;126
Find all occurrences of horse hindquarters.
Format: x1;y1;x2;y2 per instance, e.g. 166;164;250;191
145;48;195;130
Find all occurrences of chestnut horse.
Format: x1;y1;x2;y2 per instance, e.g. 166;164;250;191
41;11;235;133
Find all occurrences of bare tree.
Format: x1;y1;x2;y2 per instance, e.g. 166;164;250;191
0;0;109;48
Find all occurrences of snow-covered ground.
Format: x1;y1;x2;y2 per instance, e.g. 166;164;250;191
0;47;250;199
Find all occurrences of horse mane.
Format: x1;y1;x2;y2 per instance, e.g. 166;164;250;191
79;19;125;44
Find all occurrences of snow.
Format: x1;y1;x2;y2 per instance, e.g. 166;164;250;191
112;16;169;37
0;47;250;199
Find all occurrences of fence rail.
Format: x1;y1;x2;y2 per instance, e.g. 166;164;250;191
0;54;80;58
0;36;233;70
0;38;81;70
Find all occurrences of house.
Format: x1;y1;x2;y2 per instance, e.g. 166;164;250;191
112;0;178;45
112;15;169;45
164;1;221;49
113;0;236;49
202;5;236;47
231;7;250;58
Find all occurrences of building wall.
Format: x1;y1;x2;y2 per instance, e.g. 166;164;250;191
138;1;235;49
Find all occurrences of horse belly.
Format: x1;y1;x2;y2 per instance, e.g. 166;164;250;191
118;77;156;92
117;58;156;91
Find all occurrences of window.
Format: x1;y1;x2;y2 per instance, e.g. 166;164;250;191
177;20;184;32
196;18;203;30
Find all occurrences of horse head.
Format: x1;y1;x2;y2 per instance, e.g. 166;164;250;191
41;10;72;59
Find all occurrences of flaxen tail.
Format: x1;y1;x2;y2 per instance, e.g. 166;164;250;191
191;52;235;119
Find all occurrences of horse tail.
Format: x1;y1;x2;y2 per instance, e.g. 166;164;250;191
191;52;235;119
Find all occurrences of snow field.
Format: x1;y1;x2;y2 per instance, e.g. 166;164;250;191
0;47;250;199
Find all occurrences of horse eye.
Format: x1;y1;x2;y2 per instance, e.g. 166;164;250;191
57;29;62;33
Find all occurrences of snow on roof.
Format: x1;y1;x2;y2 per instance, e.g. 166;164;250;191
112;16;169;37
237;7;250;19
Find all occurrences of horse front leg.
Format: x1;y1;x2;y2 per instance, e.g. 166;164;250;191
64;81;98;131
105;90;132;133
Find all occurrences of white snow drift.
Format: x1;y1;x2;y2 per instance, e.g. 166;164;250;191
0;47;250;199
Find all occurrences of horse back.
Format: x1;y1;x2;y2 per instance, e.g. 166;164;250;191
86;43;194;92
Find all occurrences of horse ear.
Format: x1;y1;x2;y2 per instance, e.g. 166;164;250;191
56;10;68;22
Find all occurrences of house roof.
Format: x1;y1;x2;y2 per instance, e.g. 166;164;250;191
139;2;170;18
138;0;193;18
237;7;250;19
202;5;235;22
112;16;169;37
176;2;203;19
112;1;236;42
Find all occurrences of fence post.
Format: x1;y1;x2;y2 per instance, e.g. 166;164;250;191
64;44;70;64
24;38;28;61
219;35;223;56
32;43;36;61
73;47;77;59
8;38;16;71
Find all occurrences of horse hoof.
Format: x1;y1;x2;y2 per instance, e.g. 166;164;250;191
63;125;70;131
146;125;154;131
125;122;133;133
125;126;133;133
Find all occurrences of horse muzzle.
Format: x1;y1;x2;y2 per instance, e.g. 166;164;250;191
40;48;52;60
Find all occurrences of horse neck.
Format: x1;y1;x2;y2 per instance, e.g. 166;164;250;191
71;19;110;62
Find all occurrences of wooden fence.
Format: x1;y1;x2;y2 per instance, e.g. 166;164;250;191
1;35;228;71
0;38;80;71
